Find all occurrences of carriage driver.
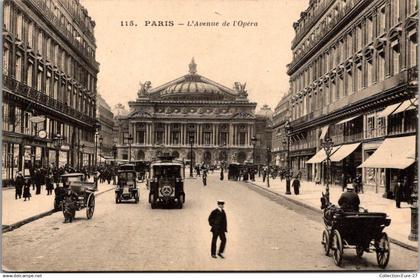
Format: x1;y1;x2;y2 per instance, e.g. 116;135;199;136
338;184;360;212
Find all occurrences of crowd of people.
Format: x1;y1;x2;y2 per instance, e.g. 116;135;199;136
12;164;119;202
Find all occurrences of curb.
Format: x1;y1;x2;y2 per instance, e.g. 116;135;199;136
247;181;419;253
2;187;115;234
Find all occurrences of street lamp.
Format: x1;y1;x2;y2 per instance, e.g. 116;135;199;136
408;97;418;241
80;144;85;169
127;134;133;163
189;135;194;177
266;147;271;188
322;137;334;203
251;136;257;164
284;121;292;195
53;134;63;168
99;135;103;164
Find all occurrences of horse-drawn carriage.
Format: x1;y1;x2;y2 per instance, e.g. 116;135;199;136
321;196;391;268
58;173;96;222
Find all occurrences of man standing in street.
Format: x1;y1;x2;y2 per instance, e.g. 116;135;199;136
208;200;227;259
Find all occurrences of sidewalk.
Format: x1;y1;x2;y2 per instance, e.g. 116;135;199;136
2;179;115;229
248;175;418;251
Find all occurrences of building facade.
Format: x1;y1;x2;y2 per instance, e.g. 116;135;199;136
2;0;99;185
287;0;417;196
96;94;114;160
271;93;291;168
115;59;271;165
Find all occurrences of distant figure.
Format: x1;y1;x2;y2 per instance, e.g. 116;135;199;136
203;171;207;186
208;200;227;259
23;180;31;201
292;175;301;195
14;172;24;199
220;168;224;181
45;173;54;195
394;179;403;208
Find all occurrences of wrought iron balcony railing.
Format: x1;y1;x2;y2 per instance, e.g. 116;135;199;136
3;74;96;126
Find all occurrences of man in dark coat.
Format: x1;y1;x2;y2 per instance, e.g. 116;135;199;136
34;169;41;194
338;184;360;212
202;170;207;186
220;168;224;181
14;172;24;199
208;200;228;259
292;175;301;195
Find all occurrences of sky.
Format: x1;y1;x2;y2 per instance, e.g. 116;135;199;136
80;0;309;112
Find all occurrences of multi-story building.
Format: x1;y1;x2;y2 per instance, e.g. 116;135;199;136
287;0;417;197
96;94;114;160
2;0;99;185
115;59;271;165
271;93;291;168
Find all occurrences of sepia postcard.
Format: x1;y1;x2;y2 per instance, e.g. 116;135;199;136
1;0;419;275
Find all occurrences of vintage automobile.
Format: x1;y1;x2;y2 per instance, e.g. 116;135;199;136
115;169;139;203
148;155;185;209
58;173;96;221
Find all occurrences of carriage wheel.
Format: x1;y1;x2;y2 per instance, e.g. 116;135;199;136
376;232;390;269
86;194;95;219
332;230;343;266
356;245;364;258
322;230;330;256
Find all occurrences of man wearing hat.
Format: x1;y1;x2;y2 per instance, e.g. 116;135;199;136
208;200;228;258
338;184;360;212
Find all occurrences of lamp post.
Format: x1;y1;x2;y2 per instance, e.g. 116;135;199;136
99;135;103;164
322;137;334;203
251;136;257;164
266;147;271;188
284;121;292;195
408;97;418;241
80;144;85;169
128;134;133;163
53;134;62;168
189;135;194;177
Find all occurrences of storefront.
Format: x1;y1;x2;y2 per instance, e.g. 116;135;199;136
359;135;416;198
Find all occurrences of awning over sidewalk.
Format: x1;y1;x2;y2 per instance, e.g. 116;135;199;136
330;143;360;162
391;98;418;115
377;102;403;117
358;135;416;169
336;115;361;125
306;146;341;164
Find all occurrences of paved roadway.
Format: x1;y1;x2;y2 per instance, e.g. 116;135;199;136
2;173;418;271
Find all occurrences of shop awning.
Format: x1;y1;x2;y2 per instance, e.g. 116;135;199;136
358;136;416;169
306;146;341;164
320;125;329;140
391;98;418;115
376;102;403;118
330;143;360;162
336;115;361;125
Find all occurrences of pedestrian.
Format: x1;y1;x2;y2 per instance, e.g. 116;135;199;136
34;169;41;195
203;170;207;186
341;173;347;192
220;168;224;181
45;173;54;195
14;171;24;199
208;200;227;259
262;168;266;183
23;179;31;201
292;175;300;195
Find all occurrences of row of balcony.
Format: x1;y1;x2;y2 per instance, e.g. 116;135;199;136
290;0;364;71
26;0;98;69
3;74;97;126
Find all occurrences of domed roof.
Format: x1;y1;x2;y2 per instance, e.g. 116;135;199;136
256;104;273;118
160;79;227;100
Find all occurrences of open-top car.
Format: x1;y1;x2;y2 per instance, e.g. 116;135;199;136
148;155;185;209
57;173;97;222
115;169;139;203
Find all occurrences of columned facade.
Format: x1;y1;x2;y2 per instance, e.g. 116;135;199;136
115;59;269;166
